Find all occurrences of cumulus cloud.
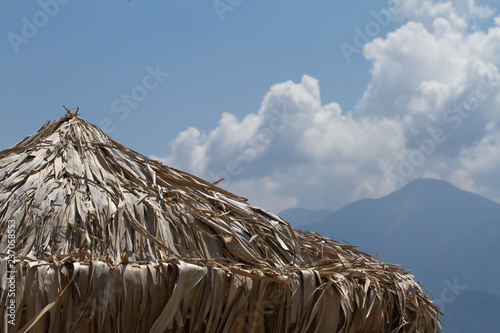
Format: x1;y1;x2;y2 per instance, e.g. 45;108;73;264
357;0;500;199
396;0;496;29
454;131;500;201
155;0;500;213
156;75;406;212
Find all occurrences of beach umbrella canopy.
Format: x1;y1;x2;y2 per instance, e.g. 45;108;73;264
0;110;441;332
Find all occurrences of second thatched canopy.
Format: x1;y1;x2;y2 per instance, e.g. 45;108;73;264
0;111;441;332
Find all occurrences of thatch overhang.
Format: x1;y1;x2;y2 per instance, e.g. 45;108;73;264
0;111;441;332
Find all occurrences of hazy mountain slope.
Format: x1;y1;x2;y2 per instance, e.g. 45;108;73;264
278;208;333;228
306;179;500;296
442;290;500;332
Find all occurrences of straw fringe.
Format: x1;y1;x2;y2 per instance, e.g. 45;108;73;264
1;259;440;332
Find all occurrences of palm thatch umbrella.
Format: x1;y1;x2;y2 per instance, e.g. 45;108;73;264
0;110;441;332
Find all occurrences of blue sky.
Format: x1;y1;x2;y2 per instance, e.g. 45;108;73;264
0;1;388;154
2;1;500;213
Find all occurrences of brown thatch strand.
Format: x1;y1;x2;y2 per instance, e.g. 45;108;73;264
0;112;441;332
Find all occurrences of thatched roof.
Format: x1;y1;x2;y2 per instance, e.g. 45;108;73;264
0;111;441;332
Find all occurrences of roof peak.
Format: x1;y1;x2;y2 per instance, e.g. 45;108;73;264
63;105;80;118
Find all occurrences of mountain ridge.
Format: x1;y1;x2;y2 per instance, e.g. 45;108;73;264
279;178;500;332
279;178;500;294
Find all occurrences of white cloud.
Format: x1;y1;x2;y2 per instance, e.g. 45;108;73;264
359;5;500;154
156;0;500;213
458;132;500;173
158;75;406;212
397;0;496;30
398;0;468;30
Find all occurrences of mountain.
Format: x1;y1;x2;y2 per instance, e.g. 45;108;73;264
291;178;500;331
306;178;500;297
441;290;500;332
278;208;333;228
